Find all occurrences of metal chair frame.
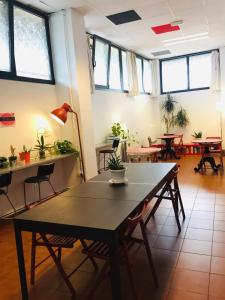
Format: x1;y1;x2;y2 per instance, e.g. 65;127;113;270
0;171;16;214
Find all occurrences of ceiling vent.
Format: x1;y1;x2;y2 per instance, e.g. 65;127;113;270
152;50;171;57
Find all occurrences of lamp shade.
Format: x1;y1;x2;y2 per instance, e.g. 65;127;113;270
50;103;73;125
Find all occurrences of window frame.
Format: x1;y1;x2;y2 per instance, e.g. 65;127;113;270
0;0;55;85
92;34;150;94
159;50;217;95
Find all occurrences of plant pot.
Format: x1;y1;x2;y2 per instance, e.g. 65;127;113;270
39;150;46;159
8;156;17;167
110;168;126;182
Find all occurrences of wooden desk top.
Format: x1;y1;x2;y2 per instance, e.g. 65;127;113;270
0;153;75;175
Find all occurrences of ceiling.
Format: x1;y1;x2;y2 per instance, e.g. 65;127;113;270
20;0;225;58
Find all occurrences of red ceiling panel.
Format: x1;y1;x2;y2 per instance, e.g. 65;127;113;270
151;23;180;34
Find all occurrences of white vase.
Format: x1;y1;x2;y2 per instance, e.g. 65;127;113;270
110;168;126;182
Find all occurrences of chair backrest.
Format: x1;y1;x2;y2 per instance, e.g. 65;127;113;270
176;134;183;145
112;138;120;149
148;137;152;146
37;163;55;177
0;172;12;189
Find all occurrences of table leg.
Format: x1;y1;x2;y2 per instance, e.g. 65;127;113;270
108;235;122;300
14;225;29;300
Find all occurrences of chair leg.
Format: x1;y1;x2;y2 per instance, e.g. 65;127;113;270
144;198;162;226
174;177;185;219
103;153;106;170
80;239;98;270
169;188;181;232
48;180;56;195
24;182;27;208
121;242;138;300
58;247;62;262
30;232;37;285
38;182;41;201
40;233;76;298
140;220;158;287
5;193;16;214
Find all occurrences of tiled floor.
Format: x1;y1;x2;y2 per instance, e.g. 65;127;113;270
1;156;225;299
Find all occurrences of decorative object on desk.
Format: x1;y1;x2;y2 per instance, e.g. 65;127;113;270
8;145;17;167
192;131;203;138
0;157;9;168
19;146;31;163
50;103;85;182
107;153;127;184
175;107;189;128
34;135;51;159
54;140;79;155
0;113;15;127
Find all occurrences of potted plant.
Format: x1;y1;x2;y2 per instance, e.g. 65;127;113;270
107;153;126;183
175;108;189;129
54;140;79;155
34;135;51;159
0;157;9;169
19;145;31;162
192;131;203;139
162;93;177;134
8;145;17;166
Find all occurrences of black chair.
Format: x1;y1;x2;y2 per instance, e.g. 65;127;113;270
98;139;120;172
0;171;16;214
24;163;56;207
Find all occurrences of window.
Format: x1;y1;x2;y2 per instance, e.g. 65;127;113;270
94;38;109;87
93;35;151;94
160;51;213;94
0;1;54;84
109;47;121;89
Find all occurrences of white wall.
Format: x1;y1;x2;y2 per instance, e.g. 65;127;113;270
92;90;161;147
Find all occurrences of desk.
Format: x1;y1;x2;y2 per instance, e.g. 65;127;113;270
127;147;161;162
14;162;176;300
192;139;222;172
158;135;180;160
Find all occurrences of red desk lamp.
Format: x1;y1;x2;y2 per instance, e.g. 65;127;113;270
51;103;86;182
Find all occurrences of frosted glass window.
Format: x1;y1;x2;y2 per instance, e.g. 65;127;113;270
109;47;121;89
136;57;144;92
143;60;152;93
161;58;188;92
0;1;10;72
94;39;109;86
14;7;51;80
122;51;128;91
189;53;211;89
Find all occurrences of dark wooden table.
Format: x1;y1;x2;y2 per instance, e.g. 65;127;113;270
14;163;176;300
158;135;180;160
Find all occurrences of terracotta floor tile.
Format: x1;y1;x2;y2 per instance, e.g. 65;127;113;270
170;269;209;295
181;239;212;255
188;218;214;230
167;290;208;300
191;211;214;220
159;225;186;238
155;207;171;216
151;249;179;269
209;274;225;298
153;236;184;251
215;205;225;213
149;215;168;225
177;252;211;272
212;242;225;258
214;221;225;232
211;257;225;275
186;228;213;241
213;231;225;243
215;213;225;221
193;203;215;212
165;216;189;227
216;199;225;206
195;198;215;204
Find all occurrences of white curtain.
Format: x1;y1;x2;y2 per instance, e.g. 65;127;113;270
87;35;95;94
211;50;221;92
126;51;139;97
150;59;160;97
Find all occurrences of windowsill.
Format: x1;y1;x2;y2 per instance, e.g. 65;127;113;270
161;87;210;95
95;86;150;95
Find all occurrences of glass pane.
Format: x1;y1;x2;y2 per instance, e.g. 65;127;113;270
0;1;10;72
14;7;51;80
136;57;144;92
94;39;109;86
122;51;129;91
143;60;152;93
189;53;211;89
162;57;188;92
109;47;121;90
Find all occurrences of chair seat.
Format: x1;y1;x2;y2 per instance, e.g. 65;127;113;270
36;235;77;248
99;149;114;154
25;176;49;183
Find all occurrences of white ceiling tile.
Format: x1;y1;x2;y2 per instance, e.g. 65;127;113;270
168;0;203;12
135;2;171;20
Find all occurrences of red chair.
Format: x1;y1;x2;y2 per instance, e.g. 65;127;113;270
206;136;223;168
82;202;158;300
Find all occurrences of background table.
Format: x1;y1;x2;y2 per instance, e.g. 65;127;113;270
158;135;180;160
127;147;161;162
14;162;176;300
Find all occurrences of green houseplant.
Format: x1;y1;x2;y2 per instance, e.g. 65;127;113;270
34;135;51;159
54;140;79;155
192;131;202;138
0;157;9;169
162;93;177;134
8;145;17;166
175;108;189;128
107;153;126;183
111;122;138;146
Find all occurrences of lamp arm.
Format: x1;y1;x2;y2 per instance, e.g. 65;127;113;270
71;111;86;182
